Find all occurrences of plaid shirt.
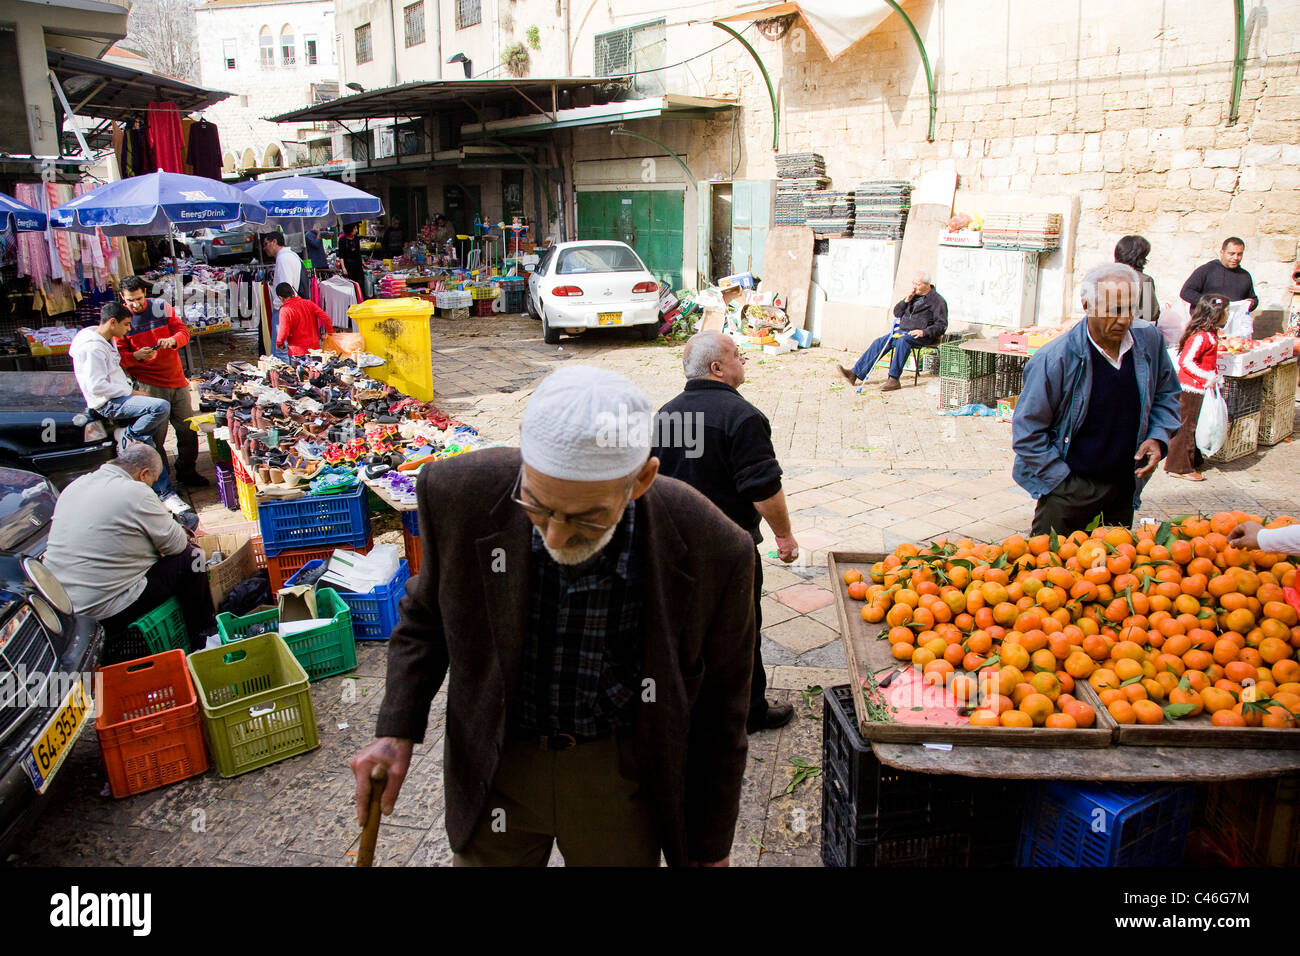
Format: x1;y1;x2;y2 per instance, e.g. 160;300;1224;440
513;501;645;738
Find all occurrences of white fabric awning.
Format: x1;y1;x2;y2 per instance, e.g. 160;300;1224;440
719;1;908;61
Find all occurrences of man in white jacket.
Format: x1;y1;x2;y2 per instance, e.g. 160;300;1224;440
69;303;171;448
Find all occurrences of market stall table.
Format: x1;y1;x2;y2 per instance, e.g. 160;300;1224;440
182;321;233;371
831;551;1300;785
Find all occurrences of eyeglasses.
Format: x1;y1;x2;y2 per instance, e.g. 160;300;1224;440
510;470;627;534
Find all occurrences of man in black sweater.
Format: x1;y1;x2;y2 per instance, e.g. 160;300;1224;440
1180;237;1258;312
653;332;798;734
839;271;948;391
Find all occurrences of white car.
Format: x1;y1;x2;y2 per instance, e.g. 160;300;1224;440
526;240;661;344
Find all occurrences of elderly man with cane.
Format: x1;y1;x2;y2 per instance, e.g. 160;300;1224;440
351;366;757;866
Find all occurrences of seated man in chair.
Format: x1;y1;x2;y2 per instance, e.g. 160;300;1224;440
42;444;215;652
839;272;948;391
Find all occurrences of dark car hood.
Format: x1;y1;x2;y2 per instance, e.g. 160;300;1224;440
0;372;86;414
0;468;56;554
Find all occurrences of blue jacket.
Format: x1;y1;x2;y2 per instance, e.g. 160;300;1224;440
1012;319;1181;506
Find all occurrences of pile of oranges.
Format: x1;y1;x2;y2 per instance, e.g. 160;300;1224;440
845;511;1300;731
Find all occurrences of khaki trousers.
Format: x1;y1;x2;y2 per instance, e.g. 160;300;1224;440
137;381;198;473
453;736;660;867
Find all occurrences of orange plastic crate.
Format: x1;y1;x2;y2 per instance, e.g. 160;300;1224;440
96;650;209;798
264;537;373;594
403;526;422;575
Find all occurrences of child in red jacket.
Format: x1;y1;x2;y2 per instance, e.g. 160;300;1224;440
274;283;333;357
1165;293;1227;480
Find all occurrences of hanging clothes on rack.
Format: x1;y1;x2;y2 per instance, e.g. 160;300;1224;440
187;118;224;180
146;102;185;174
319;275;363;330
14;183;49;287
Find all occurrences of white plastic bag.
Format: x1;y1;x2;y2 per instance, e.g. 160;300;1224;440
1195;381;1228;457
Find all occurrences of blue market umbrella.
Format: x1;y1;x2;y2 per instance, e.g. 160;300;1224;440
0;191;47;232
244;176;383;231
49;170;267;236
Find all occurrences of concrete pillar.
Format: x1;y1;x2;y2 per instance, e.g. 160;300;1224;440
15;18;58;156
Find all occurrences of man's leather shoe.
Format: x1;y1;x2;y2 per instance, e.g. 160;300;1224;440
837;365;857;385
176;468;210;488
747;702;795;734
880;377;901;392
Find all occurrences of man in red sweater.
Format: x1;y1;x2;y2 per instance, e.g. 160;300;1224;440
118;276;206;487
274;282;333;356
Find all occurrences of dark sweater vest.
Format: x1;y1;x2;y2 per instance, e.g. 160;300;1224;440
1066;346;1140;482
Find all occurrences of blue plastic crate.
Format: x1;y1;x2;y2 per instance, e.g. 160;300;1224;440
285;558;409;641
1017;782;1195;867
256;483;371;557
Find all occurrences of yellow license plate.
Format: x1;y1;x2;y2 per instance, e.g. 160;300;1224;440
597;312;622;326
21;678;92;793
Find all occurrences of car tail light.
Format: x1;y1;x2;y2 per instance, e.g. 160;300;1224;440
213;237;226;246
632;281;658;294
552;286;584;297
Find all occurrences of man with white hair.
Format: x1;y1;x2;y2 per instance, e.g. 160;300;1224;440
1012;262;1181;535
351;365;757;866
41;444;215;652
654;331;799;734
838;271;948;391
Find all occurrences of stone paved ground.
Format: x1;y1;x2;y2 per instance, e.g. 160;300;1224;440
10;315;1297;868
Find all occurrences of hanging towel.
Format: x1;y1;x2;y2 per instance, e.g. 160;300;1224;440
146;102;185;173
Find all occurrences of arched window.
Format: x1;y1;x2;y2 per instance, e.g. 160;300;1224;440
265;143;283;168
280;25;296;66
259;27;274;68
241;147;257;169
222;152;238;173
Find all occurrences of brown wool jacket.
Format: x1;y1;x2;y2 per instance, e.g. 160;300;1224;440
375;446;756;865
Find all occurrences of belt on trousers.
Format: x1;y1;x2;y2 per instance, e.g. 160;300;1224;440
511;730;611;751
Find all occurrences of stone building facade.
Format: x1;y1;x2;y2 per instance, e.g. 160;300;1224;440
674;0;1300;318
194;0;338;173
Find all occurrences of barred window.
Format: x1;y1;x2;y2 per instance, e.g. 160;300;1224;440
455;0;481;29
594;19;665;93
222;38;237;70
304;36;319;66
355;23;373;64
259;28;274;68
280;27;296;66
404;2;425;46
594;19;665;76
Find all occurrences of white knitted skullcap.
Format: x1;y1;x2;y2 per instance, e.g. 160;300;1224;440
520;365;652;481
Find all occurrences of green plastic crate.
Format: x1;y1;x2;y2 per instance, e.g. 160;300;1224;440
187;633;319;777
119;598;189;661
207;432;232;463
216;588;356;682
939;340;995;380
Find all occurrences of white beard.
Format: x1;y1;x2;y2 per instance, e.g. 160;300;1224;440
542;522;619;566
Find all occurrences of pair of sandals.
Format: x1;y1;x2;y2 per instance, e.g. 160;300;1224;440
1167;471;1206;481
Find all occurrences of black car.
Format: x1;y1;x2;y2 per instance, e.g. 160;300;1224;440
0;371;116;488
0;467;103;854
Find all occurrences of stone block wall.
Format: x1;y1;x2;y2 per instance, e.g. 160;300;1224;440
684;0;1300;316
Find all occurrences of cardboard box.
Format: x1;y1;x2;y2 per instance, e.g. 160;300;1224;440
996;395;1019;422
198;532;257;609
699;308;726;333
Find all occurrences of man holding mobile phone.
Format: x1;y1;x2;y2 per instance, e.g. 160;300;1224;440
118;276;207;488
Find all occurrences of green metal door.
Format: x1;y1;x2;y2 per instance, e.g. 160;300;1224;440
731;179;773;278
577;190;684;290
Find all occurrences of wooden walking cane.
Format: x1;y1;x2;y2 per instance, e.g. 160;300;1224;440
356;766;387;867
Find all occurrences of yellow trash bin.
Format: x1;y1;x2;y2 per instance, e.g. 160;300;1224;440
348;297;435;401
